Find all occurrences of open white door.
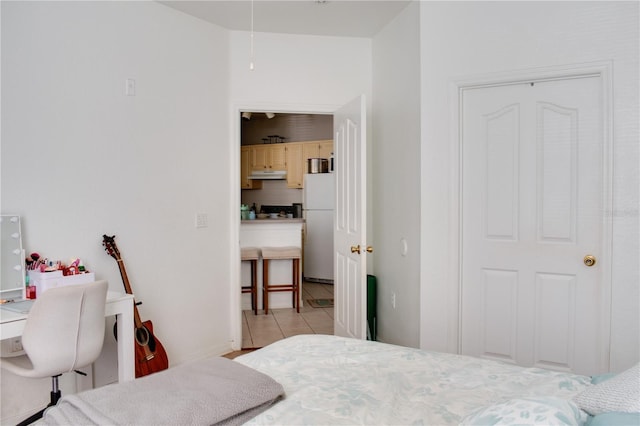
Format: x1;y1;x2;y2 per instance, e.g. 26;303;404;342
334;95;368;339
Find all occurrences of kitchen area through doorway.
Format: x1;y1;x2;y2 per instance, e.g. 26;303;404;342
239;112;335;348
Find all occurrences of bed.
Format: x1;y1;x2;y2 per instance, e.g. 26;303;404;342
234;335;639;425
41;334;639;425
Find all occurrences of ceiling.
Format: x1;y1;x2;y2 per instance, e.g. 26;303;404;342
158;1;412;38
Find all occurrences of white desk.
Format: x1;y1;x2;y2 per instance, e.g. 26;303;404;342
0;291;135;383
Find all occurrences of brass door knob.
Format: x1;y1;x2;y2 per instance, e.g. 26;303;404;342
584;255;596;267
351;245;361;254
365;246;373;253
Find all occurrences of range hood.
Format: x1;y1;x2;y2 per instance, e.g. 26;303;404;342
248;170;287;180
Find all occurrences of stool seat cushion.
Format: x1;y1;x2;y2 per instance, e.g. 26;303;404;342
262;246;301;260
241;247;261;260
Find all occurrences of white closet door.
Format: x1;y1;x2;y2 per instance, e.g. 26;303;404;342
460;76;608;375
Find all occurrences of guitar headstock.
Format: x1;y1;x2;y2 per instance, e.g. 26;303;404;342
102;234;121;261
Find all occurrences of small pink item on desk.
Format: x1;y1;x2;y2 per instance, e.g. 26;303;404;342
26;286;36;299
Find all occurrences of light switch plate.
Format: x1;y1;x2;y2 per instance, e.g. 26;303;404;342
125;78;136;96
196;212;208;228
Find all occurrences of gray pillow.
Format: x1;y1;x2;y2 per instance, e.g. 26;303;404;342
573;363;640;415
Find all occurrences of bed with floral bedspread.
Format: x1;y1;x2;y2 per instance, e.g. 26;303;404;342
235;334;639;425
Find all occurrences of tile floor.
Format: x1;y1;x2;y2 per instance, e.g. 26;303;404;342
242;282;334;349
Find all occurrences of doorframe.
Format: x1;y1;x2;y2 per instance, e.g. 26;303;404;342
230;102;340;351
448;61;614;369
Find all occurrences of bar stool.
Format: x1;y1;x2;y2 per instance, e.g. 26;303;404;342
261;246;301;314
241;247;261;315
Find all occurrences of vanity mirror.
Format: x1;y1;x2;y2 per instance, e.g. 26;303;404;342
1;215;25;299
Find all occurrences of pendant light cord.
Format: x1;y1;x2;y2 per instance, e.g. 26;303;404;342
249;0;255;70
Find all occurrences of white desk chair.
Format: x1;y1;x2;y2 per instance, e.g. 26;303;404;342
1;280;108;426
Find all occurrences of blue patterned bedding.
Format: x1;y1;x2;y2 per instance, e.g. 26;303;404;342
235;335;591;425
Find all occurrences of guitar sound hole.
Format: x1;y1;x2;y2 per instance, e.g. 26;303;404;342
135;327;150;346
114;323;157;353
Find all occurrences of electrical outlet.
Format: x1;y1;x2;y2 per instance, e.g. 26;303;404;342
391;292;396;309
11;338;23;352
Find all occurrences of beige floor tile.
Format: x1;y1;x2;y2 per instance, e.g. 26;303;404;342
271;308;300;317
321;307;334;319
283;329;314;338
298;303;317;313
247;326;281;337
276;310;306;320
301;309;332;322
274;317;309;328
252;333;284;348
242;281;334;348
303;284;334;299
245;313;276;323
312;328;334;335
280;324;314;335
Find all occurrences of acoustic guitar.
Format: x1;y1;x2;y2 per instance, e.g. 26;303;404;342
102;234;169;378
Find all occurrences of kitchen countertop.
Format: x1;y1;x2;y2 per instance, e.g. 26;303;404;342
241;218;304;224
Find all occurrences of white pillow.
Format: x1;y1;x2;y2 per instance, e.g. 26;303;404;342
460;397;587;426
573;363;640;415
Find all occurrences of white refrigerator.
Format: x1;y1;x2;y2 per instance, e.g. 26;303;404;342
303;173;334;283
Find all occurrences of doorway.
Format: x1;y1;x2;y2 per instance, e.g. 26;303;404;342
237;110;336;349
458;70;612;375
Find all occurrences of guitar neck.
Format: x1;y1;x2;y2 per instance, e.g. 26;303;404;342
116;258;145;328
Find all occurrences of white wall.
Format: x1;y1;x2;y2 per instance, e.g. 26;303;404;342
229;31;372;109
1;1;230;421
371;2;421;347
419;1;639;372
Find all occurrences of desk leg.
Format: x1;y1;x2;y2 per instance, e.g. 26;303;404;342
116;308;135;382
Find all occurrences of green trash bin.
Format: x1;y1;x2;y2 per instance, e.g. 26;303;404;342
367;275;377;341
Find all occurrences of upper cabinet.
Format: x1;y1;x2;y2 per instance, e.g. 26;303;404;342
241;140;333;190
318;140;333;160
288;140;334;189
303;140;333;165
241;146;262;189
251;144;287;171
285;143;304;188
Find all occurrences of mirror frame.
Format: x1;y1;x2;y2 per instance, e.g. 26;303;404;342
1;215;26;300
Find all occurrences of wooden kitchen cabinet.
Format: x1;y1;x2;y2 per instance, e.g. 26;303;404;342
241;146;262;189
302;143;318;165
318;140;333;160
285;143;304;188
290;140;334;189
251;144;287;171
242;140;333;190
271;145;287;170
302;139;333;166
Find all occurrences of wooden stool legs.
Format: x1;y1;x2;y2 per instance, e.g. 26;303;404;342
262;247;300;315
241;247;261;315
241;258;258;315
